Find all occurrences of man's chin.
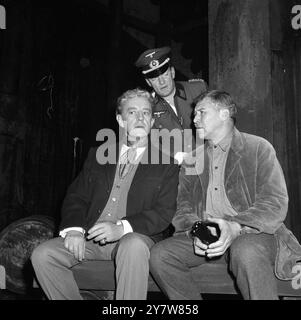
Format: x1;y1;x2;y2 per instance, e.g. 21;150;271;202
159;90;172;97
196;128;206;139
155;86;172;97
128;128;148;139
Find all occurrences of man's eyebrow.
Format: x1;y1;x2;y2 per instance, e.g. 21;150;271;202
126;106;151;111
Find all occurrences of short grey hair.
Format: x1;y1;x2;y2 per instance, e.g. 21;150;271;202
116;88;154;115
195;90;238;118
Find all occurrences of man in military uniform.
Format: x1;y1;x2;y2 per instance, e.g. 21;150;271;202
135;46;207;164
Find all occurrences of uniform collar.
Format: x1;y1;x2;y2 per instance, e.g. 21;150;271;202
175;82;187;100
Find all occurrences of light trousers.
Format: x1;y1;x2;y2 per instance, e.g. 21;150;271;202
150;233;278;300
31;232;154;300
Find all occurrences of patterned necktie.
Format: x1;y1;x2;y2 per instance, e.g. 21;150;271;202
119;147;137;179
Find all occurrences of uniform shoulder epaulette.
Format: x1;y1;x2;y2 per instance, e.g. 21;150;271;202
188;78;204;83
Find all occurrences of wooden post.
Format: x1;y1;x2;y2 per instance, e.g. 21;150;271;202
209;0;301;239
209;0;272;141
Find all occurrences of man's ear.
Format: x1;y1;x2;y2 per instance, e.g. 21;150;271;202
219;109;230;121
170;66;175;79
116;114;125;128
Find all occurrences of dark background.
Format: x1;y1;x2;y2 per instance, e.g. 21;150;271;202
0;0;209;229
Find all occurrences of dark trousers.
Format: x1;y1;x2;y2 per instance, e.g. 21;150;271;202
150;233;278;300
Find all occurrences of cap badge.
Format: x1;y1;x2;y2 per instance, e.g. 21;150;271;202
145;51;156;59
149;59;159;69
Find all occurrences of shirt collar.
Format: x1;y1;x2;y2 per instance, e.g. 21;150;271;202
207;130;233;152
120;144;146;161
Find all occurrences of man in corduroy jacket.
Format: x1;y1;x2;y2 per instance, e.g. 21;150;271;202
150;90;301;300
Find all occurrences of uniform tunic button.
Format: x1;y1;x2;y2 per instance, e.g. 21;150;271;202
112;197;116;202
107;213;112;217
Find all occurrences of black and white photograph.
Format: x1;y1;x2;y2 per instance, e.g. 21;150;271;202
0;0;301;313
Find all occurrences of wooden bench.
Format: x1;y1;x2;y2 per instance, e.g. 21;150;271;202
1;215;300;299
72;260;301;299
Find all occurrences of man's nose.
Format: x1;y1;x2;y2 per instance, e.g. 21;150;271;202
193;114;200;124
158;75;165;86
136;111;144;120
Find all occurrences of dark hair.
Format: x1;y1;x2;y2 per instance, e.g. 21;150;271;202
195;90;238;119
116;88;154;115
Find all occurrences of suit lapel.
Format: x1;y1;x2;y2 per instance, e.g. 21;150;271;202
224;129;244;187
105;163;117;191
130;144;154;188
197;146;209;196
224;149;241;188
104;143;120;191
131;163;153;187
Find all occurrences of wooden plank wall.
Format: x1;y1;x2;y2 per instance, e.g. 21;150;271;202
0;1;93;230
270;0;301;239
0;0;146;232
283;37;301;240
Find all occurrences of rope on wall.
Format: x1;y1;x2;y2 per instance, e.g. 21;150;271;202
36;73;54;119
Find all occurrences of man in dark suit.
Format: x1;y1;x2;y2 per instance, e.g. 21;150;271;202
135;46;207;163
31;88;179;300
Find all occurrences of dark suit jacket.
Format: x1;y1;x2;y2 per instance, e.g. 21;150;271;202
60;143;179;242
